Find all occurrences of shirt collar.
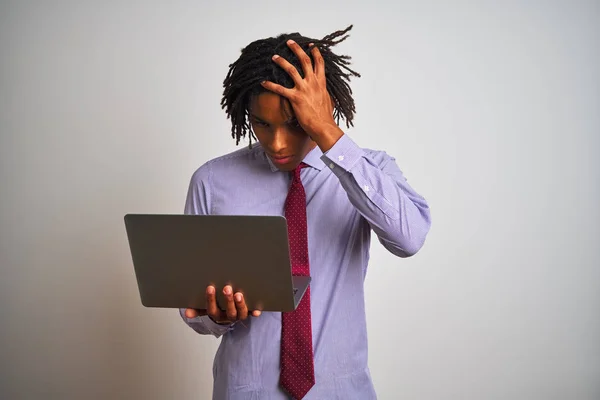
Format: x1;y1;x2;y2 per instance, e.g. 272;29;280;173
265;143;325;172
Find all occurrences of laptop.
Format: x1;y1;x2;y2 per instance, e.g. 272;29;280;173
123;214;310;312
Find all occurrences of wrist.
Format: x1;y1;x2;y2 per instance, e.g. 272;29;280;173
309;123;344;153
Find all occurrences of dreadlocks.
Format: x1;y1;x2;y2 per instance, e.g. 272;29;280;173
221;25;361;146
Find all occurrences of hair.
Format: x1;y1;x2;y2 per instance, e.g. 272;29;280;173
221;25;361;146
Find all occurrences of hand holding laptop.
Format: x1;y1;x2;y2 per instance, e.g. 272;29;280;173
184;284;262;324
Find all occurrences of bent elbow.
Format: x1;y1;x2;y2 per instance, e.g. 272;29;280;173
383;220;431;258
401;236;426;257
404;208;432;257
397;236;427;258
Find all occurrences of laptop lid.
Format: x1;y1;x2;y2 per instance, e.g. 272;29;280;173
124;214;308;312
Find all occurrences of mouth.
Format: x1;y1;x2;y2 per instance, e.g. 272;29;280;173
270;155;294;165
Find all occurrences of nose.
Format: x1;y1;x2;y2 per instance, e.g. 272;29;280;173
269;127;288;154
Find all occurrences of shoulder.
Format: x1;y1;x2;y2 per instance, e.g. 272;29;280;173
188;143;269;185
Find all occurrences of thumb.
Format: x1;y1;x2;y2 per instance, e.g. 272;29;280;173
185;308;201;318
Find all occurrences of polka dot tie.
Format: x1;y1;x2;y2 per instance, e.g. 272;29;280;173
280;163;315;399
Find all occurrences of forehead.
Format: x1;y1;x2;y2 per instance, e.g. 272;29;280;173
249;92;294;121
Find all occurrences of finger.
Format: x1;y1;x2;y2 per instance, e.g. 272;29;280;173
223;285;237;321
185;308;198;318
234;292;248;320
286;39;314;79
251;310;262;317
271;54;304;87
261;80;295;101
310;43;325;82
206;285;220;320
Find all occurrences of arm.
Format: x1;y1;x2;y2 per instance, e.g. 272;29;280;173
321;134;431;257
179;163;236;338
261;40;430;257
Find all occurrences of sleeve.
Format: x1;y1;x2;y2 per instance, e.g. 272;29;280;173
178;162;236;338
320;134;431;257
179;309;235;338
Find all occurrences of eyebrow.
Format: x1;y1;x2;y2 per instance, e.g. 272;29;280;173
249;114;297;123
249;114;266;122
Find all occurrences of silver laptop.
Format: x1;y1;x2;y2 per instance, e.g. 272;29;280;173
124;214;310;312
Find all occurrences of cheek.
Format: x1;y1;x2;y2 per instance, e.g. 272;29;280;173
251;125;268;141
292;133;313;152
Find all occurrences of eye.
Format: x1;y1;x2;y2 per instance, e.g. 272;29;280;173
288;119;302;129
251;117;269;128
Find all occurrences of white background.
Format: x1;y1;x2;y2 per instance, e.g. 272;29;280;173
1;1;599;399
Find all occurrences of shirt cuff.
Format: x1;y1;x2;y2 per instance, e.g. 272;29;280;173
201;315;236;333
320;134;365;173
183;310;236;335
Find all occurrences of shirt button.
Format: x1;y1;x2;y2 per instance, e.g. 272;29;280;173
338;155;344;161
329;163;335;169
363;185;370;192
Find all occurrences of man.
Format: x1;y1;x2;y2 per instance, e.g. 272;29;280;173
180;25;431;399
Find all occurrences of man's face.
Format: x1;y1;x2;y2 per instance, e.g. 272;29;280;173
249;92;317;172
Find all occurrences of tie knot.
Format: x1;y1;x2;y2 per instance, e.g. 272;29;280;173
292;163;307;180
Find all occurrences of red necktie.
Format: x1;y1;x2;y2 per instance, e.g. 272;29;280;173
280;163;315;399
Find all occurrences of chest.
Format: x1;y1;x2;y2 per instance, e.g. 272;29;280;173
210;168;360;229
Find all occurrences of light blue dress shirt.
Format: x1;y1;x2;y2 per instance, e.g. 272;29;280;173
180;134;431;399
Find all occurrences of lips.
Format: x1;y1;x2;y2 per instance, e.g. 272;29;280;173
271;155;294;165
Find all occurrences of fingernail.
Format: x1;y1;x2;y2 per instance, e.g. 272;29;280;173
261;80;266;85
223;286;231;295
235;293;242;302
309;42;314;46
272;54;279;60
287;39;295;45
207;286;214;294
